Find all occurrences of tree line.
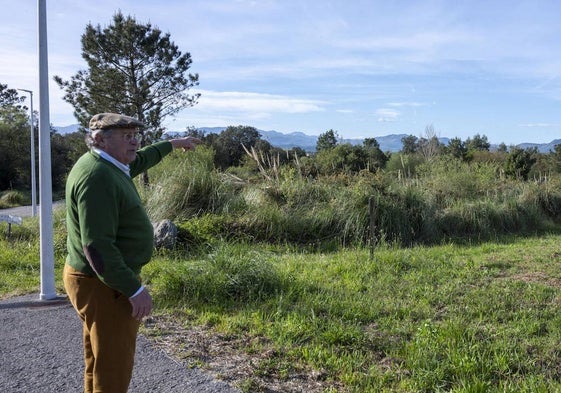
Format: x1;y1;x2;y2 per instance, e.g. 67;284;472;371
2;83;558;196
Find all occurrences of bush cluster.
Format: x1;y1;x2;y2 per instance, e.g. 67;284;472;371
144;151;561;249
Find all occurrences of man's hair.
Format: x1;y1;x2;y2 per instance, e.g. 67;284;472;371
85;129;112;149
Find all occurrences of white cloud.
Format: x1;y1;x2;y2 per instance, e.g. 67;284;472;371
334;30;476;53
170;90;328;129
518;123;561;128
387;102;427;108
193;90;326;114
375;108;399;122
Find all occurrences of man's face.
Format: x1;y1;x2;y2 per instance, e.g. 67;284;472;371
97;128;141;164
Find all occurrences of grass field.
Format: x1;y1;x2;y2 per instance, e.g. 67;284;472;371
3;218;561;392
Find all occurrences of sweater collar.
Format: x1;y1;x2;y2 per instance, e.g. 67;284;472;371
92;148;131;177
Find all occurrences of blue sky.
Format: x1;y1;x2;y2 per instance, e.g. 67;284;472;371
1;0;561;145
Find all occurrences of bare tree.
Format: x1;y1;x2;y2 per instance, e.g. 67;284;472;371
418;124;442;161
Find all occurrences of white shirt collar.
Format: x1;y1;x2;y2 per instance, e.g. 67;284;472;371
93;148;130;177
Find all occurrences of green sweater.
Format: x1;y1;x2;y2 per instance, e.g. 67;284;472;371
65;141;173;297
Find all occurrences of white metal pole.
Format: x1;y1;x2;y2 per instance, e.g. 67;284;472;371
38;0;56;300
17;89;37;217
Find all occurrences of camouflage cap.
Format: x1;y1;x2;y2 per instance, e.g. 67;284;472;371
89;113;144;131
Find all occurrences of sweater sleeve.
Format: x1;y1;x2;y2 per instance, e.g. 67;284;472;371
129;141;173;178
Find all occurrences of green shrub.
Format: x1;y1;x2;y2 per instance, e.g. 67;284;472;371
0;190;28;207
146;243;284;307
416;156;501;204
144;146;239;221
175;214;235;252
370;186;432;245
385;152;425;178
227;176;375;248
520;181;561;222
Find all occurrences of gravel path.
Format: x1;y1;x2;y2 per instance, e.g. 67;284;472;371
0;294;240;393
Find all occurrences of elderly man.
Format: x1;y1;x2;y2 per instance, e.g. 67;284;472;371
63;113;200;393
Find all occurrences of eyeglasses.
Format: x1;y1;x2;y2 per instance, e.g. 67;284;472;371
120;131;142;143
104;129;142;143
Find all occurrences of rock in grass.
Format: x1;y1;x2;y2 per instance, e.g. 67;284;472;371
153;219;178;249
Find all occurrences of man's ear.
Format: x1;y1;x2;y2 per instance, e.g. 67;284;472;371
93;131;106;147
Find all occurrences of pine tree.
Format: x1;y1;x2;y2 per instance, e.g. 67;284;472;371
54;12;200;145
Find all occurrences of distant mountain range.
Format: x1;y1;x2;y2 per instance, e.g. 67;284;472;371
53;124;561;153
184;126;436;152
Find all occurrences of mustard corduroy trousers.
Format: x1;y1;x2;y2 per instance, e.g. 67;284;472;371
63;264;140;393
